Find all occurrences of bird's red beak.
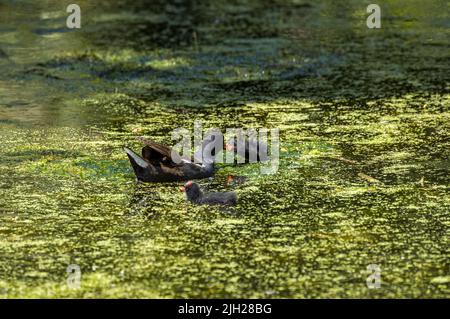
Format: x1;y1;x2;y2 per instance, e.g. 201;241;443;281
179;186;185;192
225;143;234;151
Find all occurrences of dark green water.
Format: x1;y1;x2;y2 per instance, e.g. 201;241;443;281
0;0;448;297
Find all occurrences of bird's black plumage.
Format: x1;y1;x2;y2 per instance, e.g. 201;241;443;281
124;137;216;182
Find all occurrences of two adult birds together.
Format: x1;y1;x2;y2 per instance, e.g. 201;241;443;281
124;136;265;206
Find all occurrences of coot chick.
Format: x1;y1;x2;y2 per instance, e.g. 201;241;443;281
181;181;237;206
225;138;269;162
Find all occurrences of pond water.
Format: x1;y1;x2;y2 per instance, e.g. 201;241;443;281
0;0;448;297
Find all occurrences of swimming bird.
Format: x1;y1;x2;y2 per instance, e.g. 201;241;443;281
225;137;269;162
180;181;237;206
124;136;217;182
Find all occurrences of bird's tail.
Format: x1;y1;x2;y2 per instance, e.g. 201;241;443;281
123;147;149;170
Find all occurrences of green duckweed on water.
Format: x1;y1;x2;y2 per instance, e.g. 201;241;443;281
0;0;449;298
